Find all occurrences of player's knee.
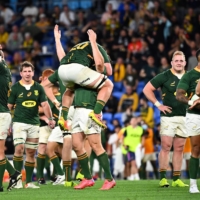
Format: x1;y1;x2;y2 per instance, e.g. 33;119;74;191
38;143;47;154
161;142;171;152
192;144;200;156
14;143;24;155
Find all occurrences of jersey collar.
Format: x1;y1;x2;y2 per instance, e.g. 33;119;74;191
194;66;200;72
19;80;34;86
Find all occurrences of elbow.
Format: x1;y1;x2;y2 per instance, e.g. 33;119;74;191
196;91;200;97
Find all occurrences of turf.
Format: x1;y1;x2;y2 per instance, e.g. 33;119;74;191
1;180;199;200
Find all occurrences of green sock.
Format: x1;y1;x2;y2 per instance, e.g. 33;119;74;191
13;155;23;172
0;158;6;187
189;156;199;179
97;152;112;180
63;161;71;182
159;169;167;180
5;157;15;176
94;100;105;114
50;155;64;175
25;161;35;184
78;153;92;179
37;153;46;179
62;106;69;120
173;171;181;181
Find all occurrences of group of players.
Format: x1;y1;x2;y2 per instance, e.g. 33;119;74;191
1;24;200;194
0;25;115;192
143;49;200;194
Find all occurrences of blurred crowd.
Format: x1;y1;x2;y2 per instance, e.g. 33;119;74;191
1;0;200;180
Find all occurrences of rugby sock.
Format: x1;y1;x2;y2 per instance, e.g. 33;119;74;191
77;153;92;179
189;156;199;179
0;158;6;187
97;152;113;180
50;155;64;175
63;161;72;181
37;153;46;179
94;100;105;114
13;156;23;172
25;161;35;183
5;157;15;176
159;169;167;179
173;171;181;181
62;106;69;120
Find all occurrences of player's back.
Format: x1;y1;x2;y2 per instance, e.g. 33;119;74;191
61;41;94;67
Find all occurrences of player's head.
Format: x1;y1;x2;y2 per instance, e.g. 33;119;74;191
171;51;186;73
20;61;34;83
196;49;200;62
39;69;54;82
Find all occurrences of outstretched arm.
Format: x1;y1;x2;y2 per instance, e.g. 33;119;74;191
87;29;104;73
54;25;66;61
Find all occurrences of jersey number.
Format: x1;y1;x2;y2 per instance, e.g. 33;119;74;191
70;42;89;51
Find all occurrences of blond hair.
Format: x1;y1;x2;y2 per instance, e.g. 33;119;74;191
172;51;186;61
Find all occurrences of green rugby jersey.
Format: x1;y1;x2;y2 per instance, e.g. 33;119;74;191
60;41;110;70
74;86;97;109
177;67;200;115
48;70;66;96
150;69;187;117
0;60;12;113
8;81;47;125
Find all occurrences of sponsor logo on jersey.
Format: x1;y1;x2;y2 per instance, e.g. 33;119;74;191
27;92;32;97
22;101;36;107
34;90;39;96
79;78;90;85
18;92;23;98
170;81;175;86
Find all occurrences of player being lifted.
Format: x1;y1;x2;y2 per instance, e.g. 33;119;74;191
53;25;113;130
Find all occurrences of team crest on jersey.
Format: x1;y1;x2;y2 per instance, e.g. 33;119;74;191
170;81;175;86
34;90;39;96
27;92;32;97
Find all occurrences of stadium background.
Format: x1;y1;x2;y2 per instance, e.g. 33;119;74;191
1;0;200;180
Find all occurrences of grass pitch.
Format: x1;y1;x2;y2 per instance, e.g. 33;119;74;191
1;180;199;200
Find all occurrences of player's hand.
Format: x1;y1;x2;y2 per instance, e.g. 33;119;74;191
58;117;69;131
189;99;200;109
48;119;56;129
52;99;61;110
87;29;97;43
157;105;172;115
54;24;61;40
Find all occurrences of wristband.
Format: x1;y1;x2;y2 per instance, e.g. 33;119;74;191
188;100;194;106
48;117;54;121
154;101;161;107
